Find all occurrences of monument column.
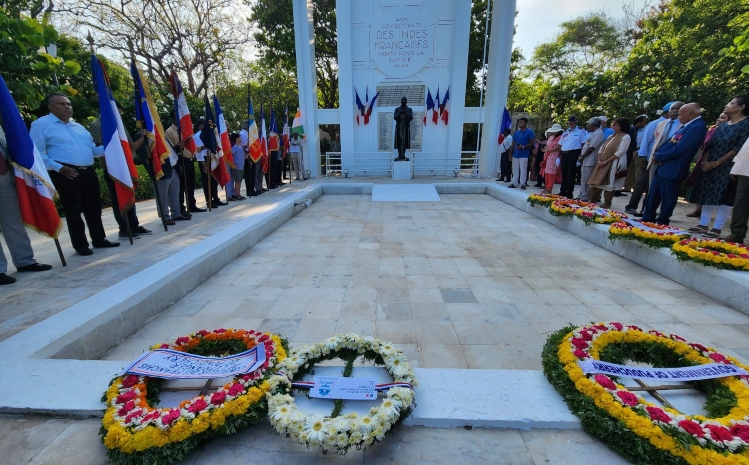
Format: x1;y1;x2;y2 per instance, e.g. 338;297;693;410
335;0;355;174
292;0;320;177
479;0;517;176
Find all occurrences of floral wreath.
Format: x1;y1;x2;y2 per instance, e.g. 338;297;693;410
266;334;417;454
548;198;594;217
574;205;627;225
609;220;690;249
543;322;749;465
100;329;288;465
527;192;564;207
672;238;749;271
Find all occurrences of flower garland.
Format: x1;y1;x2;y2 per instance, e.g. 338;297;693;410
100;329;288;465
267;334;417;454
672;238;749;271
574;206;627;226
609;220;690;249
548;198;595;218
527;192;564;207
543;322;749;465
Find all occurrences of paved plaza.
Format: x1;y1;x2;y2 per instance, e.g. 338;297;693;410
1;179;748;464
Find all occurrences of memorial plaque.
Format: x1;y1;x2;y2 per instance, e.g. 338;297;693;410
376;85;425;107
371;10;433;78
378;111;422;152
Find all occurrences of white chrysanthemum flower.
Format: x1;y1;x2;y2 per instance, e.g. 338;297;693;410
325;336;341;350
359;415;376;433
269;405;292;422
304;417;327;443
380;398;402;420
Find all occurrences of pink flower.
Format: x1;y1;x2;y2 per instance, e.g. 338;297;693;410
594;375;616;390
690;343;708;352
705;424;733;442
125;410;142;424
210;391;227;405
670;334;686;342
162;409;181;426
579;331;593;341
228;383;244;397
610;322;623;330
188;398;208;413
118;400;136;416
116;391;137;404
143;410;161;422
573;349;590;359
571;338;589;350
175;336;189;345
709;353;728;363
730;424;749;442
214;328;227;333
616;391;639;406
679;420;704;438
646;406;671;423
121;375;139;388
627;325;642;331
197;330;208;337
160;343;169;349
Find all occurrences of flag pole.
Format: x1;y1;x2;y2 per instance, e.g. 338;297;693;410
53;238;67;267
205;91;212;212
146;150;168;231
170;70;192;219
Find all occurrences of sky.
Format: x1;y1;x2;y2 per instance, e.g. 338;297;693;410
513;0;652;60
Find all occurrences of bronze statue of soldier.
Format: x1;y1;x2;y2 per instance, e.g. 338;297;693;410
393;96;412;161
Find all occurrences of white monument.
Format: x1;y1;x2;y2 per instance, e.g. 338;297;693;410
292;0;516;178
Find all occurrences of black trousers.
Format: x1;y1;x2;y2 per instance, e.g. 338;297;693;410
244;159;262;195
499;151;512;181
198;161;220;204
103;167;139;232
626;157;650;211
559;149;581;198
50;166;106;250
177;156;197;210
271;155;282;187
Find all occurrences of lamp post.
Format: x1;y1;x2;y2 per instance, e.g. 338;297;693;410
46;42;59;87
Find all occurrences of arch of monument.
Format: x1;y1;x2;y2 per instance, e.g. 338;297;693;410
292;0;517;178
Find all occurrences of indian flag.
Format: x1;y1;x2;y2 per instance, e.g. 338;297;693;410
292;108;305;140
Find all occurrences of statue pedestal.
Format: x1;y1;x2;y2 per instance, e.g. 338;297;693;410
393;159;412;180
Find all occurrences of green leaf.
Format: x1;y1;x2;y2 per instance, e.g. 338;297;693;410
742;64;749;73
63;60;81;74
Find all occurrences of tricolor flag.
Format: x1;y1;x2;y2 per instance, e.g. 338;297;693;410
439;86;450;125
282;105;290;156
260;103;269;174
292;108;305;140
247;98;262;163
424;88;434;125
432;87;440;124
0;74;62;239
268;105;281;152
213;95;234;168
131;62;169;180
354;88;364;125
168;71;196;153
363;87;379;125
203;97;230;187
92;56;138;216
499;106;512;144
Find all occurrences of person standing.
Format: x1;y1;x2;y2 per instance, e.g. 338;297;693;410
229;133;246;200
496;128;513;182
558;116;588;198
30;93;119;256
727;137;749;244
289;132;303;180
165;112;204;215
642;103;706;225
194;121;226;208
586;118;632;208
541;124;563;194
509;117;534;190
0;128;51;284
622;115;649;194
532;133;547;188
599;116;615;139
577;117;604;201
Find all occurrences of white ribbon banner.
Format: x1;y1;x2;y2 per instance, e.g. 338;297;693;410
623;219;688;235
123;346;266;379
579;360;749;381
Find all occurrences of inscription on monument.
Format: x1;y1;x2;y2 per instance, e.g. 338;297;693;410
378;111;423;152
376;85;425;107
371;10;433;78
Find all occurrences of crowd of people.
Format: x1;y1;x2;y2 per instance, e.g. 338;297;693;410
498;96;749;241
0;93;308;285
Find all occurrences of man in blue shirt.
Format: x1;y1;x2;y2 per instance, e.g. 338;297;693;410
30;93;119;256
509;117;535;189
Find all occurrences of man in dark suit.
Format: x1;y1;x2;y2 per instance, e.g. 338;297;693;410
642;103;706;225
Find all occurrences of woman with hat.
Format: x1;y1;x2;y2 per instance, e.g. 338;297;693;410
586;117;632;208
540;123;564;194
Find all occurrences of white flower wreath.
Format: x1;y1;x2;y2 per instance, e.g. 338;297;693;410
266;334;417;454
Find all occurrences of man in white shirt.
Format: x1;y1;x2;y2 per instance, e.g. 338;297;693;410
496;129;513;182
558;115;588;198
577;118;604;201
194;121;225;209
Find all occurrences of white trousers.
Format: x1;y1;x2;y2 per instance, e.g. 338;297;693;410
512;158;528;185
700;205;731;230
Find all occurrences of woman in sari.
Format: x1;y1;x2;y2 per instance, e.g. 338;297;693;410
587;118;632;208
683;112;730;218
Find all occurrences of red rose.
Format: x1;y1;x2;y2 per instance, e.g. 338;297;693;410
646;406;671;423
188;398;208;413
571;338;589;350
175;336;189;345
116;391;137;404
627;325;642;331
143;410;161;422
709;353;728;363
610;322;623;330
214;328;227;333
228;383;244;397
594;324;608;331
594;375;616;390
670;334;686;342
162;409;181;426
580;331;593;341
705;424;733;442
573;349;589;359
616;391;639;406
728;254;737;259
125;410;142;424
197;330;208;337
690;343;708;352
210;391;227;405
118;400;136;416
160;343;169;349
678;420;704;438
730;424;749;442
121;375;139;388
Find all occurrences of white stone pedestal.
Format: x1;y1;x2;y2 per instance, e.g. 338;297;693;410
393;159;412;180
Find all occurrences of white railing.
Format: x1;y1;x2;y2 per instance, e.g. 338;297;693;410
323;151;481;178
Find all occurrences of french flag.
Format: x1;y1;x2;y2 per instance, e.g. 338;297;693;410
355;88;364;125
424;88;434;125
0;74;62;238
432;87;440;124
282;105;290;153
260;103;269;174
213;95;234;168
168;71;196;154
92;56;138;215
363;89;379;125
440;86;450;125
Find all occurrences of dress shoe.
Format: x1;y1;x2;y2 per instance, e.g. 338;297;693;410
724;234;745;244
213;199;227;206
633;211;644;218
132;226;153;235
208;202;220;208
189;206;207;213
165;219;176;226
0;273;16;285
624;207;638;215
279;182;286;186
76;247;94;256
173;215;190;221
17;263;52;272
92;239;120;248
686;207;702;218
262;188;269;192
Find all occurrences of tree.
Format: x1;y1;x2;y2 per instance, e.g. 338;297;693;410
58;0;250;97
248;0;338;109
